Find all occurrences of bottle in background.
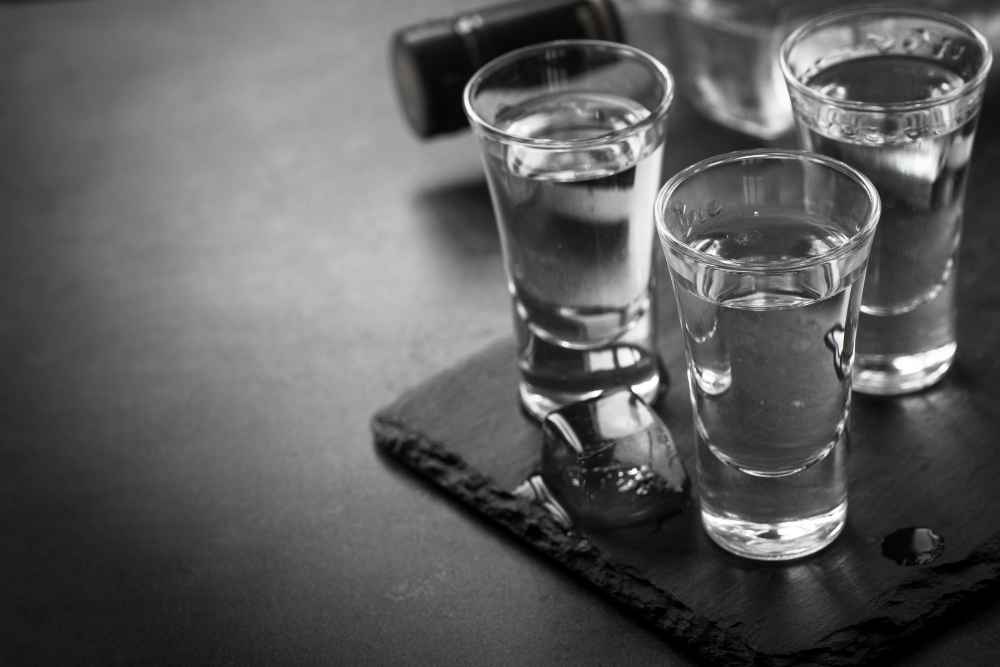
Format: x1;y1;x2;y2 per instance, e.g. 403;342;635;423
390;0;1000;141
391;0;624;138
665;0;794;139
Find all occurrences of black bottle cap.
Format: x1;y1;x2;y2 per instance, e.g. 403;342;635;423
390;0;624;138
392;18;478;139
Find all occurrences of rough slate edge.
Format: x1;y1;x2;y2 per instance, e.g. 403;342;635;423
371;352;1000;667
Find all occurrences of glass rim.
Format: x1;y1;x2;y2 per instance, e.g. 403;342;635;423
462;39;674;150
779;6;993;113
654;149;881;273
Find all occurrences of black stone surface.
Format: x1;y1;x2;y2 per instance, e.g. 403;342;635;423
372;118;1000;663
373;339;1000;664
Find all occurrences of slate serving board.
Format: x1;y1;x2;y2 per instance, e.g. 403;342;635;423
372;103;1000;665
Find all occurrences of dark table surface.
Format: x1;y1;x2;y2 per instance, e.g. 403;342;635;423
6;1;1000;664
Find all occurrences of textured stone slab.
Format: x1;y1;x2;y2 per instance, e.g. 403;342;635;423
372;332;1000;664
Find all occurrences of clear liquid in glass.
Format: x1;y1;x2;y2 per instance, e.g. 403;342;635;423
670;212;864;559
483;92;664;419
801;55;977;394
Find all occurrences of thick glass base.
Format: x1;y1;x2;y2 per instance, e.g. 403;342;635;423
519;370;660;422
701;500;847;561
853;342;956;396
697;433;847;561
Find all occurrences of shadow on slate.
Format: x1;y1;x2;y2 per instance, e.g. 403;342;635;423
372;101;1000;665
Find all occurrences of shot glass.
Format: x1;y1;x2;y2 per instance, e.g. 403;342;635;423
463;40;674;420
780;8;992;395
655;150;880;560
